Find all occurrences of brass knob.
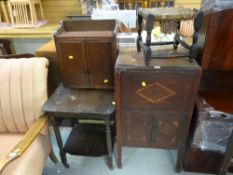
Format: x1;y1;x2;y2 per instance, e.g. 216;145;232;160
68;55;74;60
103;79;109;84
141;81;147;87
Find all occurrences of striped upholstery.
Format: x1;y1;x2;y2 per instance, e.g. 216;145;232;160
0;58;48;133
0;58;51;175
0;133;51;175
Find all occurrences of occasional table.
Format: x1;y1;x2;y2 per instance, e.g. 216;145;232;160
43;83;115;169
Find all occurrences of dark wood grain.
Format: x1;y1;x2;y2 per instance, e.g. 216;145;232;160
54;20;117;89
197;9;233;71
43;84;115;169
43;84;115;118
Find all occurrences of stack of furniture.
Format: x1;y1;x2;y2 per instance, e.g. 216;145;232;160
43;19;118;169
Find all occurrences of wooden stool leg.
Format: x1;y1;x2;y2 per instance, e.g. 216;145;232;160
175;148;184;172
29;2;34;25
51;116;69;168
7;2;14;26
39;1;44;20
1;1;10;26
32;3;37;24
105;119;113;169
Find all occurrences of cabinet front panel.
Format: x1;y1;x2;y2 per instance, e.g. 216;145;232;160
58;41;88;88
122;111;152;146
151;114;180;148
122;71;188;112
86;41;115;89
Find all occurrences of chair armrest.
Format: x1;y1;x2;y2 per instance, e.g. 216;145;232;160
0;53;34;59
0;115;48;174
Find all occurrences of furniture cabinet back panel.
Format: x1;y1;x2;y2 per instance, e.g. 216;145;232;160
121;71;186;112
86;41;115;89
58;41;89;88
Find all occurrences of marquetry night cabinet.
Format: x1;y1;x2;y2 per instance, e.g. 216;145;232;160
115;47;202;172
54;19;118;89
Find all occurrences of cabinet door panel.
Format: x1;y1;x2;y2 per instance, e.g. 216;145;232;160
122;71;188;112
58;41;88;88
122;111;152;147
86;40;115;89
151;114;179;148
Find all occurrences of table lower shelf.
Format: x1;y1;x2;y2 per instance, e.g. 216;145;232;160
64;124;115;156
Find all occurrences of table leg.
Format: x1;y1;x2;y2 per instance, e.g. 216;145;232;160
175;148;184;172
51;116;69;168
105;119;113;169
49;148;58;164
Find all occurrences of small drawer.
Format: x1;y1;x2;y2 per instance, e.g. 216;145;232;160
121;71;186;112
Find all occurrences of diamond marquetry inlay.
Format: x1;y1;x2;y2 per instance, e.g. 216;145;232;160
136;82;176;104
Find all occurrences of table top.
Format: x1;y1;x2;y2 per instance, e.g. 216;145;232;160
35;40;56;57
43;84;115;118
0;23;59;39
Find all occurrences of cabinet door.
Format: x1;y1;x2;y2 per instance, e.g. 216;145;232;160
121;71;187;112
57;41;88;88
85;40;115;89
122;111;152;147
151;114;179;148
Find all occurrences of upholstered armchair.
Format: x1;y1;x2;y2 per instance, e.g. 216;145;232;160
0;57;53;175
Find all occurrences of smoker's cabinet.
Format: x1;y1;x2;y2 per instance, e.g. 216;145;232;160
115;47;202;172
54;20;117;89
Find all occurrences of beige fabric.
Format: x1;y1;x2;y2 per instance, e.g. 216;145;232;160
0;58;48;133
180;20;194;37
0;133;51;175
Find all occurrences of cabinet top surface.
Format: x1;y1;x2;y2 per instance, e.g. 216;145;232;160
115;47;201;71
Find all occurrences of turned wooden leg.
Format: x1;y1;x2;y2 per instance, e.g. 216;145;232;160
51;116;69;168
105;118;113;169
49;147;58;164
175;148;184;172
